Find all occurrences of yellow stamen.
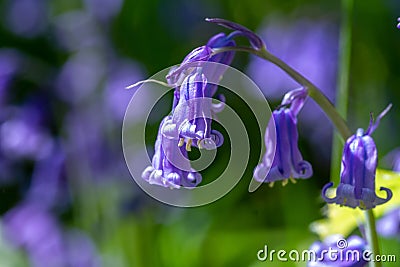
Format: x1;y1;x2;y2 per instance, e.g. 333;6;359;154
197;139;202;149
186;139;192;151
269;182;274;188
282;179;289;186
289;178;297;184
178;138;185;147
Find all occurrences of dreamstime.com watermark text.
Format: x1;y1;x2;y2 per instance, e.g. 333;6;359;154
257;240;397;263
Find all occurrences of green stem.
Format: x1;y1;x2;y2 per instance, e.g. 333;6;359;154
365;209;382;267
331;0;353;187
334;2;381;265
214;39;382;266
213;46;352;140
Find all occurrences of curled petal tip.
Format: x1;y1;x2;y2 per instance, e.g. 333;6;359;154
184;171;202;187
295;160;313;178
211;130;224;147
378;186;393;203
141;166;154;181
322;182;336;202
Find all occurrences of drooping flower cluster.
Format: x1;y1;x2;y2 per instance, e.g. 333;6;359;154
254;87;313;186
322;105;393;210
142;19;265;188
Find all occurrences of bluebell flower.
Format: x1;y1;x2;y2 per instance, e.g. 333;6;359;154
322;105;393;210
162;71;224;151
308;235;368;267
254;88;312;186
142;116;202;188
164;32;238;151
142;21;263;186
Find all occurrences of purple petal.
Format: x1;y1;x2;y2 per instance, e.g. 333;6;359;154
205;18;265;49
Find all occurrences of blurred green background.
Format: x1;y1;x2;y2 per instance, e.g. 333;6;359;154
0;0;399;266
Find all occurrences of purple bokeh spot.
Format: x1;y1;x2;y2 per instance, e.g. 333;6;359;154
377;207;400;238
3;203;66;267
56;51;105;103
103;59;144;122
5;0;47;37
84;0;124;21
0;107;53;160
53;11;104;52
0;49;22;104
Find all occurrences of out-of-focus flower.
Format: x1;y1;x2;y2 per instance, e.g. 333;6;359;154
56;51;105;103
0;106;53;160
83;0;123;21
397;17;400;29
53;11;104;52
26;146;68;209
64;230;102;267
63;105;110;178
4;0;48;38
142;116;202;188
391;154;400;172
308;235;368;267
254;88;312;186
103;59;144;122
3;203;102;267
322;105;393;210
3;203;66;267
376;207;400;238
0;49;22;104
382;148;400;172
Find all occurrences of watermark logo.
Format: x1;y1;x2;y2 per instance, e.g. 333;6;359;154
122;62;275;207
256;238;397;263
